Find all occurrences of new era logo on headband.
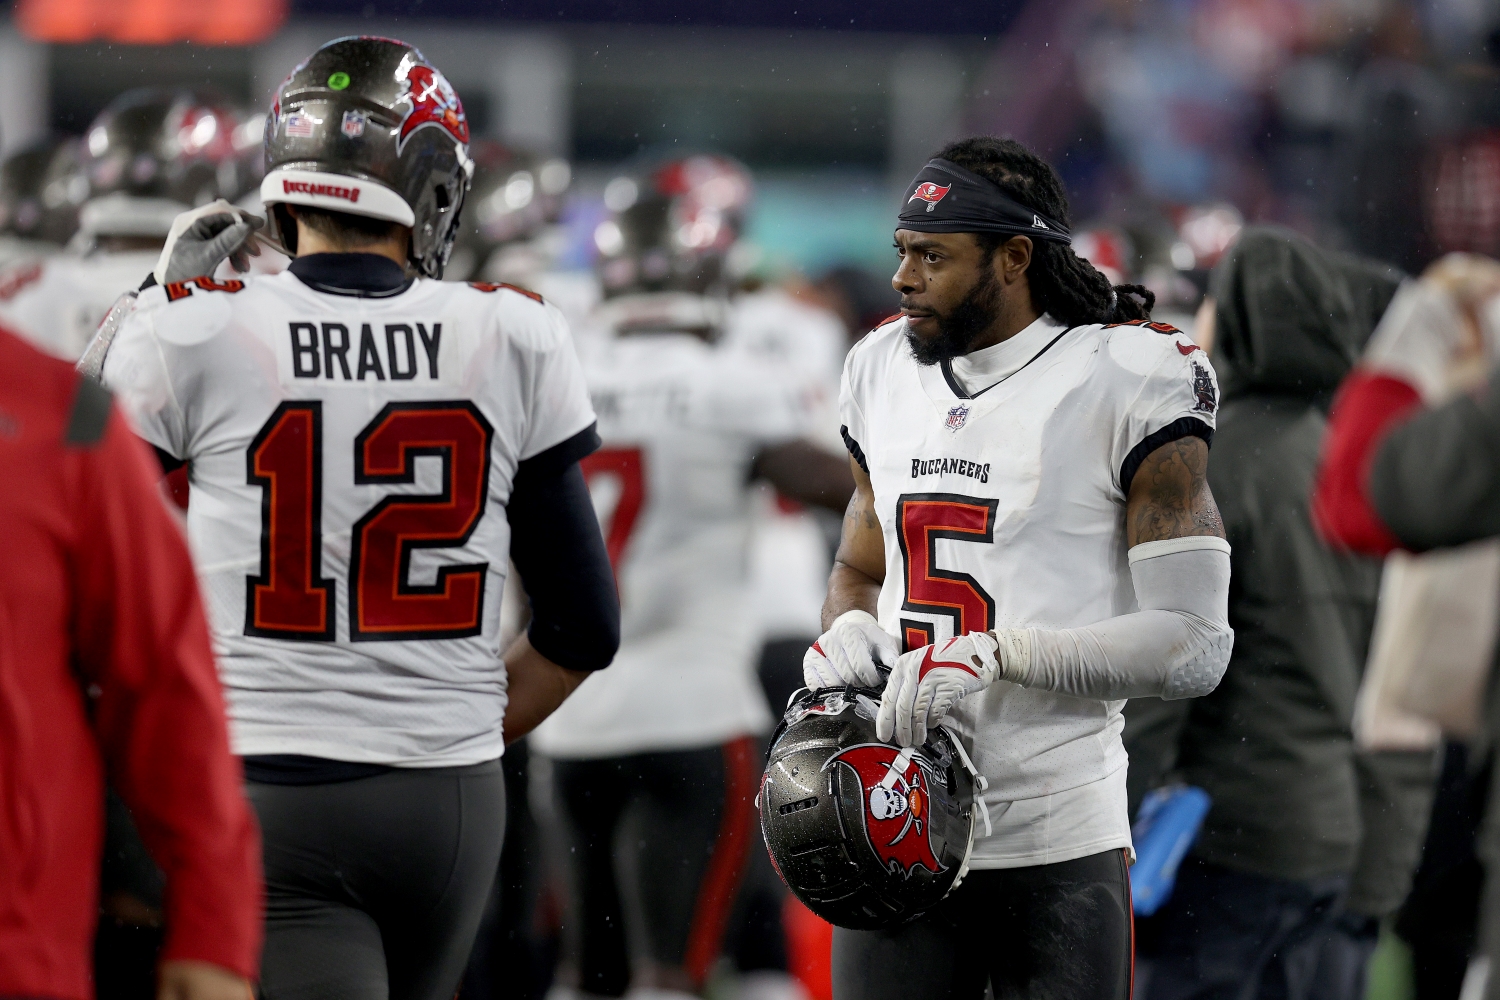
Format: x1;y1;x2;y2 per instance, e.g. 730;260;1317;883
908;182;951;212
1033;215;1050;230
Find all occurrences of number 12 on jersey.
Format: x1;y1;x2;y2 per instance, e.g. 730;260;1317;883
897;493;998;652
245;399;495;642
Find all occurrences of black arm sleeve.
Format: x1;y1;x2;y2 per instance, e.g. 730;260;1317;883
508;425;619;671
1370;367;1500;551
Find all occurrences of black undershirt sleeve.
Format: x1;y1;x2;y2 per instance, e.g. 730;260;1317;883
508;424;619;671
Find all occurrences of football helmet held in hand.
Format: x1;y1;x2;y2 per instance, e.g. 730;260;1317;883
760;686;983;930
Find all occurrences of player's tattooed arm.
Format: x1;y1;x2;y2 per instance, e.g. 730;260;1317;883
1126;434;1226;546
822;456;887;630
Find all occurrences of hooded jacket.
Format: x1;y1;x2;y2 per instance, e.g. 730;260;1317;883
1125;227;1433;912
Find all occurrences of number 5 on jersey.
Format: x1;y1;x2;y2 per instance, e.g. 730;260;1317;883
897;493;998;652
245;400;494;642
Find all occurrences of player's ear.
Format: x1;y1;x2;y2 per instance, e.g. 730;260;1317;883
997;235;1033;285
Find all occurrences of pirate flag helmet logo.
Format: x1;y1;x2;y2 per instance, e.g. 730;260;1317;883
825;744;947;878
759;686;981;930
396;60;469;151
908;181;951;212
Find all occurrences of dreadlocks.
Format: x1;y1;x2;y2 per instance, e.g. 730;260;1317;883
935;137;1154;326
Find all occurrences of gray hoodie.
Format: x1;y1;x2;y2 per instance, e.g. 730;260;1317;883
1124;227;1433;915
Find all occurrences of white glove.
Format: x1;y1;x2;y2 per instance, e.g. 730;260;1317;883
877;630;1029;747
153;200;264;285
802;610;899;690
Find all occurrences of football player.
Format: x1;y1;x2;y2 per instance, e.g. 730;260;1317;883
0;137;79;268
657;155;849;711
85;37;619;1000
446;146;580;1000
0;89;253;361
448;143;570;280
804;136;1233;999
530;157;853;1000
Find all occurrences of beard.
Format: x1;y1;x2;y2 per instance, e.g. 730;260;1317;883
904;265;1003;366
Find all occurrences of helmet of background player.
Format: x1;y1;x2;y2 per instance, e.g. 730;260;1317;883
231;109;269;201
1072;227;1135;286
77;88;247;239
36;140;86;247
760;686;978;929
447;141;571;280
0;138;81;245
593;153;753;298
260;36;474;280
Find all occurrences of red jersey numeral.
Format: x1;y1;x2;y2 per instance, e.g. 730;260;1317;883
350;402;494;640
896;493;998;652
244;401;494;642
580;447;645;577
245;402;336;639
165;276;246;301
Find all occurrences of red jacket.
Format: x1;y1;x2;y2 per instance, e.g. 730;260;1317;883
1311;369;1424;554
0;328;261;999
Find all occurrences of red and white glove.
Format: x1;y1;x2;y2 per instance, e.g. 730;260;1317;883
803;610;899;690
877;630;1030;747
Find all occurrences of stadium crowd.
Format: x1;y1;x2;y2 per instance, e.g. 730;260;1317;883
6;4;1500;1000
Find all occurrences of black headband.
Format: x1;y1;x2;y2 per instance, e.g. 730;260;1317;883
897;158;1072;244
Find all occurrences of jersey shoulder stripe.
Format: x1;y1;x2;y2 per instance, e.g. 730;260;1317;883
163;276;247;302
1118;415;1214;495
1097;318;1209;372
1103;318;1184;336
468;280;544;304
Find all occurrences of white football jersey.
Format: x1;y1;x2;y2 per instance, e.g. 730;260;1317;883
101;269;595;767
841;312;1219;861
722;289;849;640
0;250;158;360
530;329;812;759
722;288;847;442
0;236;60;270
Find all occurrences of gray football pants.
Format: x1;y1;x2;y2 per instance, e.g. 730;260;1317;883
247;760;506;1000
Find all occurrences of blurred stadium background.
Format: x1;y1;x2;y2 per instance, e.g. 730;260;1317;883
7;0;1497;325
13;2;1500;998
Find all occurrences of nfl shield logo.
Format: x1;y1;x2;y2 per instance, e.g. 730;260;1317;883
341;110;367;139
945;404;969;432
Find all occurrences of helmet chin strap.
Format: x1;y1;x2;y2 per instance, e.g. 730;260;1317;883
937;721;990;894
879;747;916;792
938;723;990;836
